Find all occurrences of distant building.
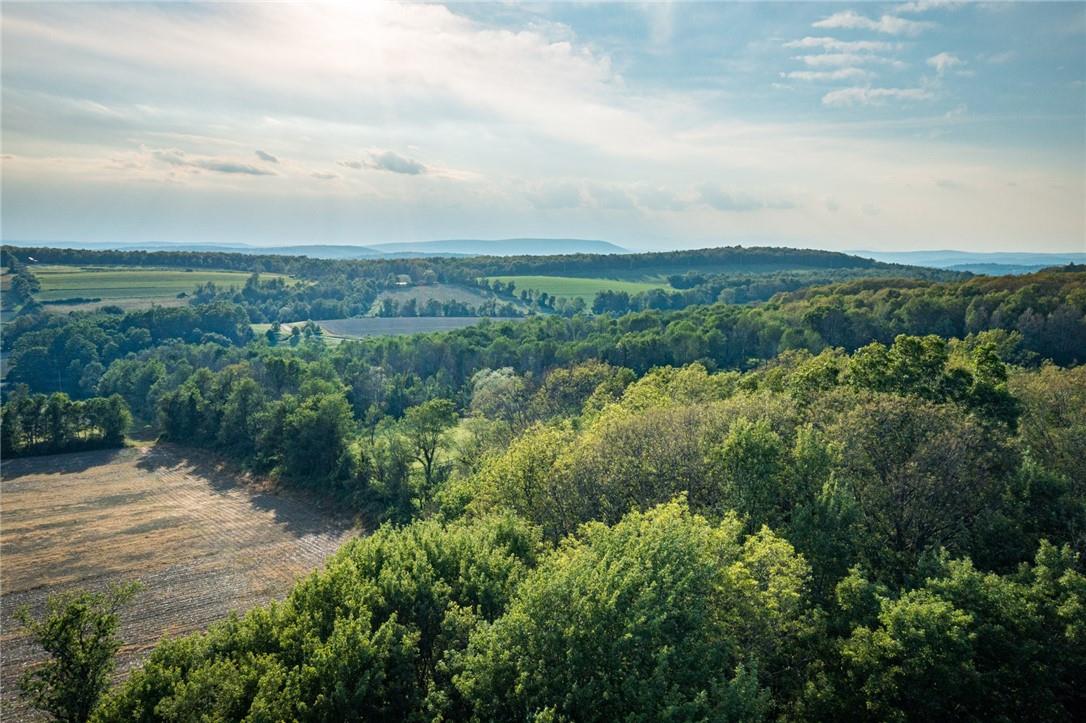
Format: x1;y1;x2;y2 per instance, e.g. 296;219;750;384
395;274;412;287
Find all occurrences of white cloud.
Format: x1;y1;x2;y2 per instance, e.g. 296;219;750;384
1;3;1081;252
895;0;965;14
367;151;427;175
151;148;276;176
822;87;935;106
337;150;433;175
633;185;688;212
813;11;934;36
586;182;635;210
927;52;964;75
526;181;585;210
795;53;904;68
980;50;1016;64
944;103;968;118
697;183;795;212
784;36;896;52
784;68;870;81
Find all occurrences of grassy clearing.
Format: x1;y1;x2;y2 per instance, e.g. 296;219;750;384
29;265;292;305
486;275;670;302
370;283;506;314
0;444;353;718
255;316;523;345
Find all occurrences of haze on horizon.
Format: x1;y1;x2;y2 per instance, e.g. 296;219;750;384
1;1;1083;253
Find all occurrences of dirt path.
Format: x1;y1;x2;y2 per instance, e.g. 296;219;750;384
0;444;356;720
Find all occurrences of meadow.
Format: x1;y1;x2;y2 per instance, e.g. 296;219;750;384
486;274;670;302
29;265;292;309
0;444;352;721
369;282;504;314
254;316;523;345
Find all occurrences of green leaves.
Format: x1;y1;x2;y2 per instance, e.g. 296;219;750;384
822;544;1086;722
18;582;140;723
1;390;131;457
457;500;809;723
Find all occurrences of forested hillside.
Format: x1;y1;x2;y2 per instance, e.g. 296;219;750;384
2;244;961;321
85;334;1086;722
3;253;1085;721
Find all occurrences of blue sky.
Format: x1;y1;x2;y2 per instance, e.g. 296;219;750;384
1;1;1083;252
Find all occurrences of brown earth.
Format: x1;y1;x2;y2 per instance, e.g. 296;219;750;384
0;444;356;720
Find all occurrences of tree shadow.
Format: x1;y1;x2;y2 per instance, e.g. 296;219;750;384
0;447;130;481
135;443;355;539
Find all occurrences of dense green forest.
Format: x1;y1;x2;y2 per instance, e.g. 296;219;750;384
1;390;130;457
4;248;1085;721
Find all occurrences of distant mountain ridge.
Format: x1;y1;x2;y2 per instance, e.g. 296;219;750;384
2;238;627;259
368;238;627;256
853;250;1086;273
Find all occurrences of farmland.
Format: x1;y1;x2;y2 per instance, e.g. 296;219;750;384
28;264;293;311
256;315;526;344
0;444;354;721
486;274;670;302
369;282;523;314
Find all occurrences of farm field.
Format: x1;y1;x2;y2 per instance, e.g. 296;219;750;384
0;444;354;721
486;274;670;302
256;315;526;344
28;264;293;311
369;282;526;315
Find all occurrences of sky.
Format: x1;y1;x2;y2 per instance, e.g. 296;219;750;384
1;1;1084;252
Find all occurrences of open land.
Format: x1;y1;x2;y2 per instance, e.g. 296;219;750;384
369;282;529;314
0;444;354;720
255;315;527;345
486;274;670;302
29;265;293;312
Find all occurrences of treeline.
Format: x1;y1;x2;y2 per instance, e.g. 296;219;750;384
3;244;961;324
592;266;962;314
5;269;1083;409
444;244;913;277
373;295;525;319
321;268;1086;390
0;389;131;457
1;244;927;282
2;302;252;396
88;346;1086;721
790;267;1086;365
3;254;42;307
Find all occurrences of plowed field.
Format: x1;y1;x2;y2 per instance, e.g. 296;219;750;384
0;444;355;720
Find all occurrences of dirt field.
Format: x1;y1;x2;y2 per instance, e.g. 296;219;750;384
0;444;356;720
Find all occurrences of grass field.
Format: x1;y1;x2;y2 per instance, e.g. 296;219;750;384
0;444;353;720
486;275;670;303
28;265;293;310
255;316;525;345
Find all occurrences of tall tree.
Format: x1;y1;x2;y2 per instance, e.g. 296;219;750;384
402;398;458;487
17;583;140;723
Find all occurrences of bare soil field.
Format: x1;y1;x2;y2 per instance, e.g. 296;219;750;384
0;444;356;720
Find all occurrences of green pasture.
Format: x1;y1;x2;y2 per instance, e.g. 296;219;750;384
30;265;292;302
